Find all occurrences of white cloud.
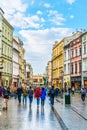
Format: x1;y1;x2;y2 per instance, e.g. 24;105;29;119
0;0;45;29
44;3;51;8
48;10;65;25
4;12;45;29
0;0;44;29
0;0;28;14
19;27;73;74
70;15;74;19
19;28;73;54
66;0;76;4
36;10;43;15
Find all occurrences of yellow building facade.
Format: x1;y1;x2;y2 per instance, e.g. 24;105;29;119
52;40;64;89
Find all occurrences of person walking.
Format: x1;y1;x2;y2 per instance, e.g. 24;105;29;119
41;86;46;107
13;86;17;99
49;86;55;106
55;87;59;98
28;86;33;108
22;87;28;104
17;86;23;104
72;86;75;95
3;86;10;110
81;87;86;102
34;86;41;108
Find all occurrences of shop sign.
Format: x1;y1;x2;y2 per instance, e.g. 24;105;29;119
71;76;81;81
84;77;87;80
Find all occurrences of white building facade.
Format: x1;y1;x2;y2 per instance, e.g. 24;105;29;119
64;40;71;89
12;37;20;87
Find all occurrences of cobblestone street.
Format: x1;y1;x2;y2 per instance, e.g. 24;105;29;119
0;97;62;130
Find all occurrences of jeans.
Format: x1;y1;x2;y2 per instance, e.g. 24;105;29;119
14;93;17;99
29;96;33;105
41;99;45;106
23;95;27;104
18;95;21;103
50;97;54;105
37;98;40;105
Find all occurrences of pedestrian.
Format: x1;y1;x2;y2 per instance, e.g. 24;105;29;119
1;85;4;96
49;86;55;106
22;87;28;104
55;87;59;98
41;86;46;107
3;86;10;110
34;86;41;108
13;86;17;99
28;86;33;107
17;86;23;104
80;87;86;102
7;85;11;95
72;86;75;95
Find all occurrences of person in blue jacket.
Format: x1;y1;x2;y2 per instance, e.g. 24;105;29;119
17;86;23;104
41;86;46;107
49;85;55;106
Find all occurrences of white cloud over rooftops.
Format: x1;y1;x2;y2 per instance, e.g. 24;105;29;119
19;27;73;55
19;27;73;74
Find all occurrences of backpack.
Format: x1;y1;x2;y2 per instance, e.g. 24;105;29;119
50;89;55;95
28;89;33;97
81;89;86;95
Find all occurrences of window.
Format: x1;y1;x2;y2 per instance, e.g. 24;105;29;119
68;49;70;59
64;64;66;74
83;35;86;41
83;43;86;54
79;61;81;73
79;47;81;55
75;48;77;56
71;50;73;58
68;63;70;74
75;62;77;74
64;51;66;60
71;63;73;74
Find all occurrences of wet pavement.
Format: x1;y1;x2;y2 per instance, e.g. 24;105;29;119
54;93;87;130
0;97;62;130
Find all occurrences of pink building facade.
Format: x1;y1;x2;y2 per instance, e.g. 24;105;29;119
70;36;81;90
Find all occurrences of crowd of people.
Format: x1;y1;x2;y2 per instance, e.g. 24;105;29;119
1;84;87;111
0;84;57;111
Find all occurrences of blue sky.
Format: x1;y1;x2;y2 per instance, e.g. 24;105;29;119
0;0;87;75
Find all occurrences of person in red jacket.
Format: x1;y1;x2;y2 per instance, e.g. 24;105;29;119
34;86;41;108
